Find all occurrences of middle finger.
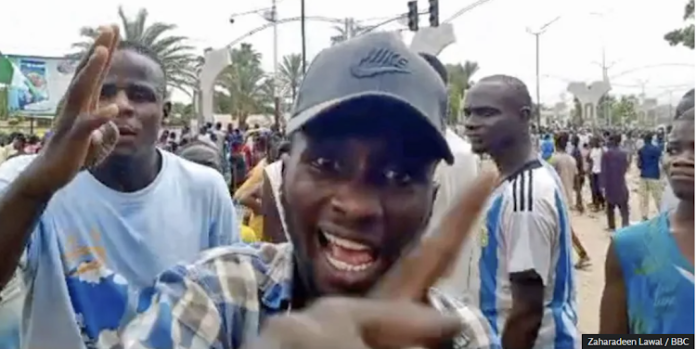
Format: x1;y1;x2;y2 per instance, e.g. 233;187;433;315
90;25;120;111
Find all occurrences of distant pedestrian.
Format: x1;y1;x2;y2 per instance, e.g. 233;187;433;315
637;132;663;220
601;134;630;230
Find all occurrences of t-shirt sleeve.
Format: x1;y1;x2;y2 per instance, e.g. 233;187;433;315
0;155;42;279
208;171;240;247
501;185;557;285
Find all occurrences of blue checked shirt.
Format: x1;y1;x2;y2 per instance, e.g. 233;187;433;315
122;243;501;349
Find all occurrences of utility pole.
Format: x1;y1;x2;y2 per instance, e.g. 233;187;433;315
526;16;561;128
300;0;307;74
593;47;619;127
270;0;281;127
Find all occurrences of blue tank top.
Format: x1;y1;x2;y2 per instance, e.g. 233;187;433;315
612;212;694;334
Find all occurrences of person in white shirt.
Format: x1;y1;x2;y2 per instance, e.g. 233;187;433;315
588;137;605;211
464;75;578;348
417;53;481;297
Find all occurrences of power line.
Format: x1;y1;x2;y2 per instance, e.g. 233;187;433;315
229;0;289;20
444;0;494;23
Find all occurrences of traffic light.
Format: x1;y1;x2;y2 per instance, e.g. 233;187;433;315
429;0;439;27
407;0;419;32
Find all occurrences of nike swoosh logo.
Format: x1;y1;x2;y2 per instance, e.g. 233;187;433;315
350;65;409;78
674;265;694;284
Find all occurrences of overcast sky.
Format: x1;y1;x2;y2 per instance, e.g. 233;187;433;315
2;0;693;105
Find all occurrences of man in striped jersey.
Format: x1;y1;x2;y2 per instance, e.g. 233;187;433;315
463;75;579;349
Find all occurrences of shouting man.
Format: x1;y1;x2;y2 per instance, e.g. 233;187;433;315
121;32;500;349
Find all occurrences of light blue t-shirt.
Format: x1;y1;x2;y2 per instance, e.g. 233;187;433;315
0;150;240;349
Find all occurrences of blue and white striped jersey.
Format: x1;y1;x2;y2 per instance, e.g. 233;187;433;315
469;159;579;349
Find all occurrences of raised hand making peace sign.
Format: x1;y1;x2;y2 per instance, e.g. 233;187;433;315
21;26;120;198
247;170;499;349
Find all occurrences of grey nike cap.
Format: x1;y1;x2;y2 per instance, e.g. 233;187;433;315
287;32;453;164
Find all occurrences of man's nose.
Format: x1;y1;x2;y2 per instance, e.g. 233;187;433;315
111;91;134;117
330;182;383;226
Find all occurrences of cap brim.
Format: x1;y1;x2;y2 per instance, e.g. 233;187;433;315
286;92;454;164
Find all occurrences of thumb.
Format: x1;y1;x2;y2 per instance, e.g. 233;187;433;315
71;104;119;138
85;120;120;169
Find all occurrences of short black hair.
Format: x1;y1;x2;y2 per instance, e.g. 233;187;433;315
643;131;653;143
418;53;448;84
675;107;695;121
676;89;695;118
117;40;167;95
555;132;569;149
478;74;533;109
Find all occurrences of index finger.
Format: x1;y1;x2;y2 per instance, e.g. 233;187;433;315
370;169;499;300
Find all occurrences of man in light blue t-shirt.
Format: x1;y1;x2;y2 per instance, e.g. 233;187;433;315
0;29;239;349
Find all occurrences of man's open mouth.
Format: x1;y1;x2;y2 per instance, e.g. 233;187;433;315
317;229;377;272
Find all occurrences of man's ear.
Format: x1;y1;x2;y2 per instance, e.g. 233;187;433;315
163;101;172;119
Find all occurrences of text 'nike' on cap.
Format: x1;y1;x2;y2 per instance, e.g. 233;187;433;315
287;31;454;164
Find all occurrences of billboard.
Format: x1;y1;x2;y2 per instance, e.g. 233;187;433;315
2;55;76;118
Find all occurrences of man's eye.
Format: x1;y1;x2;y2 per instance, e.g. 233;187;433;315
384;169;413;186
310;157;340;172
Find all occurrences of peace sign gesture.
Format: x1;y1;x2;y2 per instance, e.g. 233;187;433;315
249;170;499;349
21;26;121;198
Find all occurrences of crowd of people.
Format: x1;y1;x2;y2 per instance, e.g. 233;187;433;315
0;26;692;349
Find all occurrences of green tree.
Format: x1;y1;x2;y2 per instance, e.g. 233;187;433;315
0;87;7;119
218;43;273;129
330;21;368;45
445;61;480;124
597;94;616;126
611;95;639;126
70;6;197;94
278;53;304;102
665;0;695;49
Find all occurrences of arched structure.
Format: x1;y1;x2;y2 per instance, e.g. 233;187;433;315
197;16;353;122
567;81;611;128
197;19;458;122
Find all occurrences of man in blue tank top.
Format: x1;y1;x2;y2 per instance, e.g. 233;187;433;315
600;106;694;334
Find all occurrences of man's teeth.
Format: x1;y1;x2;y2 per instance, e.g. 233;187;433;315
322;231;371;251
325;255;373;271
321;230;375;272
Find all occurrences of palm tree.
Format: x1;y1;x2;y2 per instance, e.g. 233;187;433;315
330;21;367;45
69;6;197;95
446;61;479;91
218;43;273;129
445;61;480;124
278;54;304;102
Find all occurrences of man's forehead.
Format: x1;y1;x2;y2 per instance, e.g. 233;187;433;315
465;83;509;108
105;50;164;83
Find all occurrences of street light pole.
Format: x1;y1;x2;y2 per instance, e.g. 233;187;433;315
300;0;307;74
527;15;561;128
271;0;281;127
534;33;541;128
